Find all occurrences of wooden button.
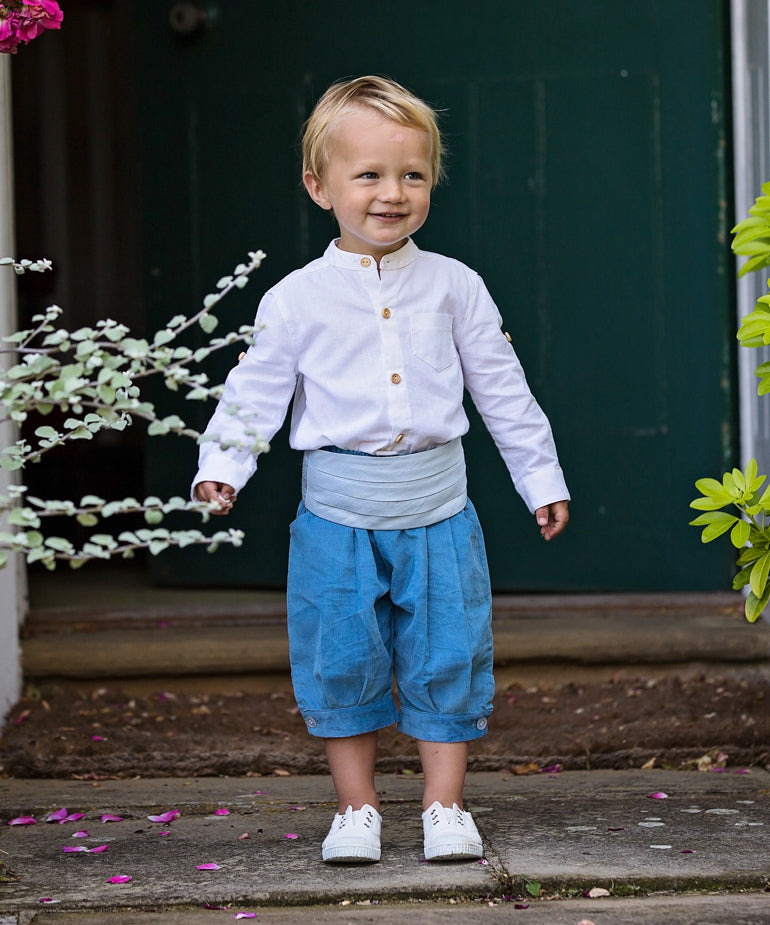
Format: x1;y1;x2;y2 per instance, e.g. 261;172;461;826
360;257;371;267
395;433;404;443
390;373;401;384
382;308;391;318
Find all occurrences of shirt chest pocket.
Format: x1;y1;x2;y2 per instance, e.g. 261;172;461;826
410;313;457;372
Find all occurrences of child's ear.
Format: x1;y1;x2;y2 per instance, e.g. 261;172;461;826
303;171;332;211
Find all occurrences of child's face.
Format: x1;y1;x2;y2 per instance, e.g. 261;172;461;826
304;107;432;262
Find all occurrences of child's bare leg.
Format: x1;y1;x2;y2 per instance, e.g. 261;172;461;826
325;732;380;812
417;740;468;809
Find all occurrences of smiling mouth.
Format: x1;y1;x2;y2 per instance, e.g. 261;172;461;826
372;212;406;219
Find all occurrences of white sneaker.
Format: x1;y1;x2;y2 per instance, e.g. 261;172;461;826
322;803;381;862
422;801;483;861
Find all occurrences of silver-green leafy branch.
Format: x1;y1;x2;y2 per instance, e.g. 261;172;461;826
0;250;267;570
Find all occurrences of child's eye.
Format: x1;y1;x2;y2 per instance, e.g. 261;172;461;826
405;171;425;181
358;172;378;180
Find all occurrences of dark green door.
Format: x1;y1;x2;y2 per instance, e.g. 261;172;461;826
136;1;734;591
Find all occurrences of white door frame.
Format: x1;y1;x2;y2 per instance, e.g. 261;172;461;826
0;55;24;718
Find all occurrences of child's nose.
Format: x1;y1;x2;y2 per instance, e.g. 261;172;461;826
379;179;404;201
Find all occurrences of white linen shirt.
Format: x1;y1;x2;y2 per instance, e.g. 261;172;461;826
193;238;569;513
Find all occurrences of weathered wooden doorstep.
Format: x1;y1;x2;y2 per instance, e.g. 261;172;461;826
19;590;770;690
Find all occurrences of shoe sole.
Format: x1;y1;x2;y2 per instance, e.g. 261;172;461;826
424;841;484;861
323;845;381;863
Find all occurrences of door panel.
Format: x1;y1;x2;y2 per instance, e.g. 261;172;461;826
136;1;734;590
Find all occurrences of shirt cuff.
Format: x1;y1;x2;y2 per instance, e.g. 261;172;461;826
190;457;255;501
515;466;571;514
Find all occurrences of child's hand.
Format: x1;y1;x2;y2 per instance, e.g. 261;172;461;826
535;500;569;541
194;480;237;515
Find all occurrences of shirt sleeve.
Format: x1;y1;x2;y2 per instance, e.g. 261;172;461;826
456;274;570;513
191;291;298;497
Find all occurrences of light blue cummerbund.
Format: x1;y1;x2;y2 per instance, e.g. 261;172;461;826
301;438;468;530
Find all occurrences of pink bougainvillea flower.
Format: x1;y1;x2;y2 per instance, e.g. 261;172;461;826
647;792;668;800
0;0;62;54
8;816;37;826
147;810;180;824
214;808;230;816
101;814;123;823
197;863;220;870
284;833;298;839
107;875;131;884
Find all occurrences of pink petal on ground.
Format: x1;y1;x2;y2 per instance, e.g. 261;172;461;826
197;863;220;870
46;808;69;823
89;845;109;853
101;814;123;823
107;875;131;884
92;735;105;742
39;898;57;904
147;810;180;823
237;832;250;840
234;915;257;920
62;846;88;853
253;790;265;795
159;831;172;836
8;816;37;826
647;792;668;799
734;769;750;775
66;813;86;823
214;808;230;816
540;764;562;775
284;833;298;839
681;848;695;854
73;831;89;838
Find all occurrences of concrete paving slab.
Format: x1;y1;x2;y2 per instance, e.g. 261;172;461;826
6;894;770;924
0;771;768;918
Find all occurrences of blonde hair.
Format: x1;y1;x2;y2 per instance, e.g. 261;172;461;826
302;75;444;189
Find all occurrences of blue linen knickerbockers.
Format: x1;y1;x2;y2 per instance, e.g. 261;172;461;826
286;499;495;742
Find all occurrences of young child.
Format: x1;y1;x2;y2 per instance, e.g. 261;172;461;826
193;75;569;864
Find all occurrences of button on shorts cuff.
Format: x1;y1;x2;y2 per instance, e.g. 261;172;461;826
398;707;491;743
300;696;398;738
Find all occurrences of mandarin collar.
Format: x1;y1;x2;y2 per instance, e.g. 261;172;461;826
324;238;419;271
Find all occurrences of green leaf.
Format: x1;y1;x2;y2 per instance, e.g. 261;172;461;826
730;519;751;548
154;329;175;347
199;313;218;334
689;511;737;542
144;509;164;525
749;550;770;598
76;513;99;527
745;587;770;623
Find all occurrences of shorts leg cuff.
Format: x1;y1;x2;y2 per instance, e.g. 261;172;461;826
300;695;398;738
398;707;492;743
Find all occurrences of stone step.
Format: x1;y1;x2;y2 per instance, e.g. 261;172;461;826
21;591;770;690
